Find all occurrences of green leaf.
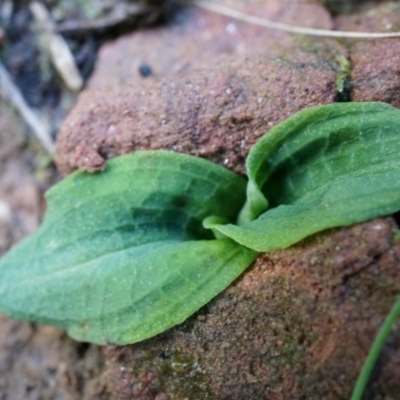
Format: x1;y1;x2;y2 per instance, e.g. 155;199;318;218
0;151;256;344
213;102;400;251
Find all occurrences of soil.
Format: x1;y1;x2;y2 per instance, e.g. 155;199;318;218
1;0;400;399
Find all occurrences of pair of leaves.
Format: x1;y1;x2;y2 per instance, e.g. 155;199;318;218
1;102;400;345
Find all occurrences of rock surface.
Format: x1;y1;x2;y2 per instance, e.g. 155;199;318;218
55;1;343;175
336;2;400;107
104;217;400;399
0;317;110;399
2;0;400;399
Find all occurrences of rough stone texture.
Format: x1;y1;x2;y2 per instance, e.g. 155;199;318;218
0;317;111;399
103;218;400;399
56;2;344;175
336;2;400;105
87;1;333;91
56;52;341;176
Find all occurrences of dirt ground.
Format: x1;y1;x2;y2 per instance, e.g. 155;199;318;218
1;0;400;399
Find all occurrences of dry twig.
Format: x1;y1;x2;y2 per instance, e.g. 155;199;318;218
56;3;152;35
30;1;83;91
0;61;55;154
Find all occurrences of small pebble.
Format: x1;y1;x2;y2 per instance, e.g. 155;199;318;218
139;64;152;78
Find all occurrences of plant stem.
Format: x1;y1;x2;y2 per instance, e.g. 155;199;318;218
351;295;400;400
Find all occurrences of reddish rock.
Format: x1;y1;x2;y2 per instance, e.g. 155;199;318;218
350;38;400;106
336;2;400;105
56;53;340;175
87;1;333;91
56;3;343;174
103;218;400;399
